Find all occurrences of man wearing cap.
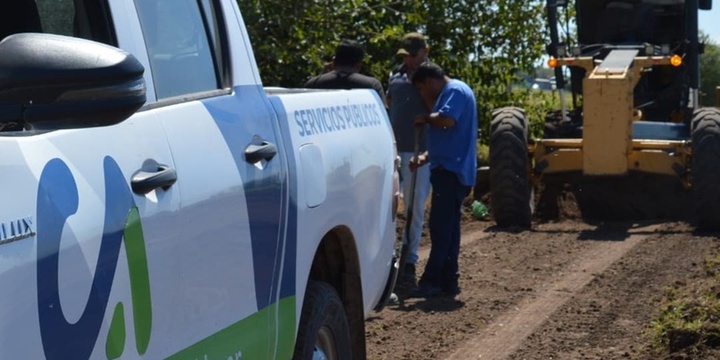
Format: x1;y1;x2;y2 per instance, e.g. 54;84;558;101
305;39;386;104
387;32;432;291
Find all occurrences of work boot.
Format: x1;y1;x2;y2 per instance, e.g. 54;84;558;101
392;263;417;295
442;284;461;296
407;285;445;299
401;263;417;288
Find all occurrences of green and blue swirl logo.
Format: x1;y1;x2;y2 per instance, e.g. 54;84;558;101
37;157;152;360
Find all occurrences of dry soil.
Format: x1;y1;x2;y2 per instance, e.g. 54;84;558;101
366;198;720;360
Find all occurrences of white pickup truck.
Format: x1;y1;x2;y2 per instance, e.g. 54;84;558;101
0;0;398;359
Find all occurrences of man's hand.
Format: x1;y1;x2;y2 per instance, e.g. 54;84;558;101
409;151;429;171
414;115;429;127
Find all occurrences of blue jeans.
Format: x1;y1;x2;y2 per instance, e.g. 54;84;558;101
418;168;471;290
399;152;432;265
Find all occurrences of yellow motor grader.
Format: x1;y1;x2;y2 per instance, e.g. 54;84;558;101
489;0;720;229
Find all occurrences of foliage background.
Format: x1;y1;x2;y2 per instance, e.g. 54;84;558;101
238;1;720;146
700;36;720;107
238;0;550;146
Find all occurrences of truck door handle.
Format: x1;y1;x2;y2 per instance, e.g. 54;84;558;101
131;165;177;194
245;141;277;163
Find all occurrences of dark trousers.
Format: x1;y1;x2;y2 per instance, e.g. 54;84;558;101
419;168;471;290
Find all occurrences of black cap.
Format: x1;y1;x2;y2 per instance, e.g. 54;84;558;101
397;32;427;56
334;39;365;66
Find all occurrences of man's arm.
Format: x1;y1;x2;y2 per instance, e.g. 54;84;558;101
304;76;317;88
385;70;394;109
415;112;456;128
373;80;389;109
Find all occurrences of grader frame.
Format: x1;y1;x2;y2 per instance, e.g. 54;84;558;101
488;0;720;229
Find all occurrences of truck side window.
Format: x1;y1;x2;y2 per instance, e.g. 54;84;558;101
1;0;114;45
134;0;220;100
199;0;227;83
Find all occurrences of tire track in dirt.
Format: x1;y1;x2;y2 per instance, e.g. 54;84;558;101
372;227;491;319
367;220;597;359
509;225;718;360
444;225;660;360
368;218;717;359
417;227;491;263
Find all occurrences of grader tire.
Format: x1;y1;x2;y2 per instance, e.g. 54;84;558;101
692;108;720;231
489;107;531;228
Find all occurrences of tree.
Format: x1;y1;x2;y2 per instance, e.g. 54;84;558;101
238;1;408;87
700;38;720;107
237;0;549;142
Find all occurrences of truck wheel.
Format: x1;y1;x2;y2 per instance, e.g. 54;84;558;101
293;281;352;360
489;107;532;228
691;108;720;230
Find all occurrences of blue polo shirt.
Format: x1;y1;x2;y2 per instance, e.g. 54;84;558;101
427;79;478;187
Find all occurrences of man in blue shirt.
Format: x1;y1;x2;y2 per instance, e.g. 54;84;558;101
408;63;478;298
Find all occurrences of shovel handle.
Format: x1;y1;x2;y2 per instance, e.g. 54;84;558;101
406;126;422;211
397;125;424;291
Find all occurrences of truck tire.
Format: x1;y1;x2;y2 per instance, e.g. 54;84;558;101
489;107;532;228
293;281;352;360
691;108;720;231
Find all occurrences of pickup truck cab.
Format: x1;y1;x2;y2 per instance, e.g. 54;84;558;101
0;0;398;359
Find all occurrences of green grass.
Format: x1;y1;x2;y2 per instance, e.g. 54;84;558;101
477;143;489;167
523;88;574;140
645;254;720;356
478;88;572;166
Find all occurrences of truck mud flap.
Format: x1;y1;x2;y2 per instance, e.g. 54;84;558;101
373;254;399;312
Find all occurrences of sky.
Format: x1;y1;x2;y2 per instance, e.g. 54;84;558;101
700;6;720;44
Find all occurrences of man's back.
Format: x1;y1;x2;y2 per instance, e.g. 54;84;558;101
305;70;385;101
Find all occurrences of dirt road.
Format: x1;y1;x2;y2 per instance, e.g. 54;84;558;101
366;219;720;360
